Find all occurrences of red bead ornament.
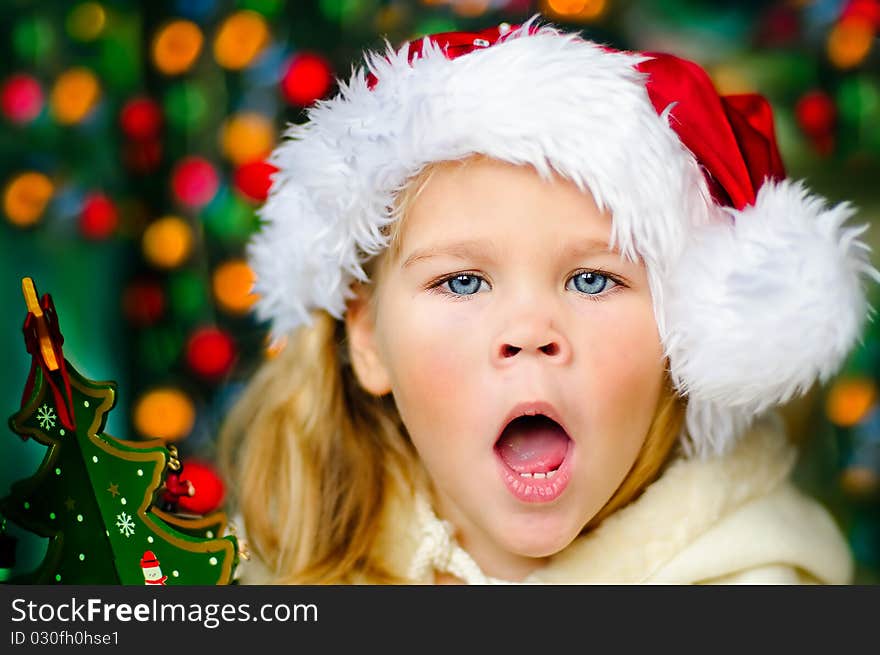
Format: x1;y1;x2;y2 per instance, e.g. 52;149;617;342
795;90;837;137
185;326;236;379
120;96;163;140
233;160;277;202
175;459;226;516
79;192;118;240
172;156;219;208
122;280;166;326
281;52;333;107
1;74;44;124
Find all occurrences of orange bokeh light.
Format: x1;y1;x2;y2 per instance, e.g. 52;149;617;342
142;215;193;269
543;0;607;21
213;259;258;314
826;377;876;427
452;0;492;18
152;20;204;75
50;68;100;124
3;172;53;227
213;10;270;70
827;17;874;69
221;112;274;165
133;388;196;441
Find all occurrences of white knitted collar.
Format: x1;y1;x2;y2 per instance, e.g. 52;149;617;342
407;493;522;585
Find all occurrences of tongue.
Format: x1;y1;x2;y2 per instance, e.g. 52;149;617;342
495;415;569;474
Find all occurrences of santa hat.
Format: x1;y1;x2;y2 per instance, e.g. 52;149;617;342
140;550;168;584
248;16;879;457
140;551;160;570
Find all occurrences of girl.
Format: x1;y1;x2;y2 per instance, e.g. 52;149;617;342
219;17;878;584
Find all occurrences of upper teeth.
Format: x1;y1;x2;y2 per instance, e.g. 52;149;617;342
519;469;557;479
517;409;560;426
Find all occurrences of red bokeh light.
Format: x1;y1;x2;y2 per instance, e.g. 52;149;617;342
842;0;880;26
79;193;119;240
171;156;219;208
233;160;277;202
796;90;836;137
795;90;837;156
281;52;333;107
185;326;236;379
1;74;44;124
120;96;163;140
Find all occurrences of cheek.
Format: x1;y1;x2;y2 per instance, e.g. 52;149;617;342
575;299;664;434
376;294;482;434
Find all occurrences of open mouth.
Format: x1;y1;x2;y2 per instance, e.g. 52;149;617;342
494;408;574;503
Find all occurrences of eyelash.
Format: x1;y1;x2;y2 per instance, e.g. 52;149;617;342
427;269;628;302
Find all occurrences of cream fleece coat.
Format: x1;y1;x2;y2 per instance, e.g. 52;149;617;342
237;412;853;585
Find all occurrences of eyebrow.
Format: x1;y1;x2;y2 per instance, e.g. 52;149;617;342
402;239;499;269
401;237;618;269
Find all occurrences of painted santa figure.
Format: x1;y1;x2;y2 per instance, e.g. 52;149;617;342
141;551;168;585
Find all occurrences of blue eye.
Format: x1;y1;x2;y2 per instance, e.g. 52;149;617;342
445;274;486;296
567;271;616;295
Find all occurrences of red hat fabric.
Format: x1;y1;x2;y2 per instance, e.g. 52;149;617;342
636;53;786;210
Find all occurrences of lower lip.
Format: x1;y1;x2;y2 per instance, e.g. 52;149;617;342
494;440;574;504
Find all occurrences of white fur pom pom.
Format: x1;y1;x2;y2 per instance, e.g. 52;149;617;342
664;179;880;457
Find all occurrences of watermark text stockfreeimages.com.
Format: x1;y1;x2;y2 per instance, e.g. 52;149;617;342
10;596;318;630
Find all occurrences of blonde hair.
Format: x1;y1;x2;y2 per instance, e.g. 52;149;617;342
219;157;687;584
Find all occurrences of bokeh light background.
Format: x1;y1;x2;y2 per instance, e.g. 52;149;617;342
2;0;880;582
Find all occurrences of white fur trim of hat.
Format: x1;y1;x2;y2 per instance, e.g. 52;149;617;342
247;15;879;458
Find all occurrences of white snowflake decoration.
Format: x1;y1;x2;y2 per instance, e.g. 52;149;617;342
115;511;135;538
36;404;56;430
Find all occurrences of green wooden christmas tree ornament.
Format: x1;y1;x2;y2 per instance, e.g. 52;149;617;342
0;277;239;584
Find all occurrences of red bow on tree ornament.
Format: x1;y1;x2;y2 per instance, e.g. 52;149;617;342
158;445;226;516
157;445;195;513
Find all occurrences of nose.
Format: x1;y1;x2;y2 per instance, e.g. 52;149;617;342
492;314;572;367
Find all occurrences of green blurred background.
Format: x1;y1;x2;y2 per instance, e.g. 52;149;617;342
2;0;880;582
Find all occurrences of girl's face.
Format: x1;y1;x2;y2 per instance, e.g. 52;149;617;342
347;157;665;581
